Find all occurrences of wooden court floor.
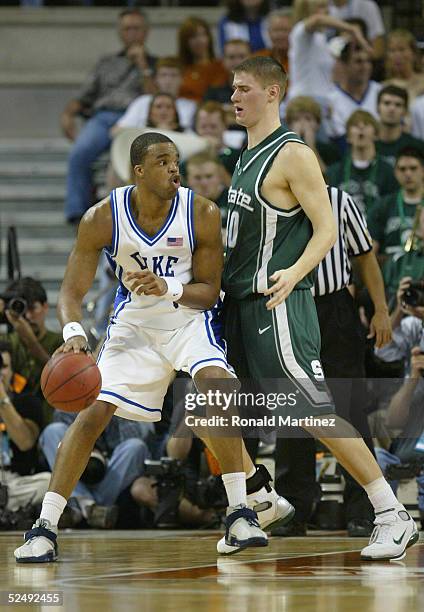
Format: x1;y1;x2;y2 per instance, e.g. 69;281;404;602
1;530;423;612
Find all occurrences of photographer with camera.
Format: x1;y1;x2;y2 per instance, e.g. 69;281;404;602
40;410;151;529
0;277;62;423
369;148;424;262
0;341;50;524
389;276;424;332
383;205;424;306
374;276;424;527
130;383;225;529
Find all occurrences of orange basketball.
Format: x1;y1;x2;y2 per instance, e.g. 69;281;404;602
41;352;102;412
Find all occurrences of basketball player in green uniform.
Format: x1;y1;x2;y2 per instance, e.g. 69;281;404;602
222;56;418;561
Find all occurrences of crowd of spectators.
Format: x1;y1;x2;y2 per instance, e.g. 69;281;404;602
1;0;424;534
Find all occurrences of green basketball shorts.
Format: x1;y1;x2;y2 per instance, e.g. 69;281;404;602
223;290;335;418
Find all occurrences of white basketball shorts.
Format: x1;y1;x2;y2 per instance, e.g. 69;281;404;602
96;311;234;422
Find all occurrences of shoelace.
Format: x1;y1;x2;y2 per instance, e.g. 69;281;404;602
24;521;53;543
370;516;397;545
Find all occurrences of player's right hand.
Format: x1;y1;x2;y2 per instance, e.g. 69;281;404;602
53;336;89;356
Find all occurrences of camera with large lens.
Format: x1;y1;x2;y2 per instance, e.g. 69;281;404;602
144;458;184;528
402;280;424;308
195;475;227;510
80;448;107;485
0;291;28;324
385;460;424;481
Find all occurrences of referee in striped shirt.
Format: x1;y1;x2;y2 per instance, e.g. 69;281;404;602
273;186;392;538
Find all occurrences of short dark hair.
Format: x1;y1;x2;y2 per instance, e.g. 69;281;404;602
130;132;175;166
345;17;368;38
377;85;409;108
119;8;148;23
233;56;287;101
227;0;270;21
396;147;424;165
340;40;370;64
6;277;47;306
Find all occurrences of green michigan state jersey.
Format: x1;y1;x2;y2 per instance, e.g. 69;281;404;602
223;125;315;299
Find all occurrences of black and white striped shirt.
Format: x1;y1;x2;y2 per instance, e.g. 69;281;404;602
313;186;373;297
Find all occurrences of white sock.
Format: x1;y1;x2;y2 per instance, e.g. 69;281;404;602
246;466;256;479
364;477;401;514
222;472;247;507
40;492;67;526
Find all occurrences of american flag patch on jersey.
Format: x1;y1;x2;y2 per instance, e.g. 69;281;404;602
167;237;183;246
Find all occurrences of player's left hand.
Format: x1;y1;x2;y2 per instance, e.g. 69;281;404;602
263;268;299;310
125;271;167;297
368;309;392;348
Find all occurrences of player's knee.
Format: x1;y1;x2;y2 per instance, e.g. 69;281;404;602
194;367;240;394
74;400;115;437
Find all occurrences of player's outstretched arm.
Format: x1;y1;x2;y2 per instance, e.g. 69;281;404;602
57;199;113;332
264;143;337;309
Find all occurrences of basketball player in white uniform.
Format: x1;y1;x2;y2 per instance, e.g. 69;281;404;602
15;133;293;562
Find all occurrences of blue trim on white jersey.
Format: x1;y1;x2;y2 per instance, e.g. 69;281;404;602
189;357;229;375
117;264;123;282
187;189;195;252
114;290;131;318
109;189;119;257
190;189;196;249
99;389;162;414
96;321;113;365
124;185;180;246
104;250;117;276
204;310;226;357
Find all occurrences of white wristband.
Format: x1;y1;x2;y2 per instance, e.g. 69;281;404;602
63;321;88;343
164;278;184;302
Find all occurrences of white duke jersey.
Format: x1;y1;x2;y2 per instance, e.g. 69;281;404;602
105;184;200;331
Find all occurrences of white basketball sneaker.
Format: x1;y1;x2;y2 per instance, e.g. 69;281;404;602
248;486;295;531
361;507;419;561
216;465;295;553
246;465;295;530
14;519;58;563
217;504;268;555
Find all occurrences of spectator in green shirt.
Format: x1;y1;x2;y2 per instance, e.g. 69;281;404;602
326;110;398;219
368;147;424;259
382;201;424;306
0;277;62;423
376;85;424;168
